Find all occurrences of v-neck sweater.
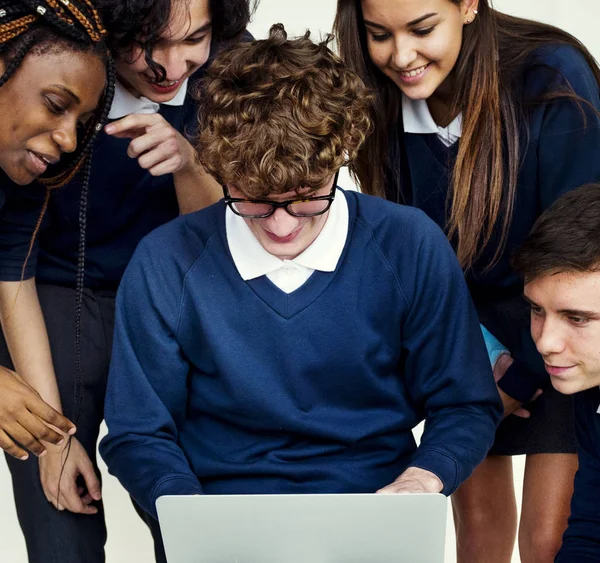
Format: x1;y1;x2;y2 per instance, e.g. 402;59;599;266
100;190;502;518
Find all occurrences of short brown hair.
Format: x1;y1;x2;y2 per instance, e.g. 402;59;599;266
194;23;373;198
512;184;600;283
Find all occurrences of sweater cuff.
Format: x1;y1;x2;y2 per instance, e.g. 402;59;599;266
409;448;459;496
150;476;203;520
497;360;549;403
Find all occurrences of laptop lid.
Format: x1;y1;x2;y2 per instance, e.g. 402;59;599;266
157;493;447;563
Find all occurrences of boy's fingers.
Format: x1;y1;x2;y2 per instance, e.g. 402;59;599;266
127;129;166;158
148;155;183;177
105;114;159;138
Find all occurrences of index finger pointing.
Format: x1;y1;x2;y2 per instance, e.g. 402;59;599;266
104;113;160;138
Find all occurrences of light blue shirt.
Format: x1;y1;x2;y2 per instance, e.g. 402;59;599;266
481;325;509;367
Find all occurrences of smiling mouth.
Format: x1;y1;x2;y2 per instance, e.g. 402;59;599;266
30;151;56;166
154;79;179;87
545;363;577;376
399;64;430;78
144;74;184;86
264;226;303;244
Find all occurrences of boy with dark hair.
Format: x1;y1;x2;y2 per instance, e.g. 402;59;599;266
100;24;502;537
512;183;600;562
0;1;254;561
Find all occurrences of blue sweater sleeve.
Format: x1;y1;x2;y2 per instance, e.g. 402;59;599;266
556;392;600;561
397;216;503;494
498;46;600;402
0;184;47;281
99;235;202;519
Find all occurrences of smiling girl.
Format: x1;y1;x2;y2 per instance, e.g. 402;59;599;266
335;0;600;561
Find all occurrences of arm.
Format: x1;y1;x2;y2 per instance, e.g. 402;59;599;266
0;279;61;411
0;188;74;456
0;279;101;513
104;114;222;214
384;218;503;495
479;325;541;418
0;191;100;511
100;236;202;519
173;138;223;214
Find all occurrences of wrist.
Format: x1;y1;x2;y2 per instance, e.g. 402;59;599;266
404;467;444;493
176;139;198;175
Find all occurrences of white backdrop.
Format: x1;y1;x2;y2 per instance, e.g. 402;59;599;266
0;1;599;561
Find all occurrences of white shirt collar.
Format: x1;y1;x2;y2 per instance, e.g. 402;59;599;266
402;95;462;147
107;79;189;120
226;189;349;283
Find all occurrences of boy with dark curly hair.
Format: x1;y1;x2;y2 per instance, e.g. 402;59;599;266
101;24;502;533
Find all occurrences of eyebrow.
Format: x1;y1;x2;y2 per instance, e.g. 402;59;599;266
363;12;437;30
51;85;80;105
523;295;600;318
185;21;212;38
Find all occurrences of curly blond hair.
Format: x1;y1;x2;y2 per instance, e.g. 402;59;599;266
194;23;373;197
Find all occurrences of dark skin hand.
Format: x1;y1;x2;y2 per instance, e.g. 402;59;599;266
0;366;75;459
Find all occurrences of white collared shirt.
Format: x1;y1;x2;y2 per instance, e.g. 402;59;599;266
226;190;349;294
107;79;189;120
402;95;462;147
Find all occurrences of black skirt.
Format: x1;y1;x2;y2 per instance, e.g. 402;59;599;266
490;383;577;456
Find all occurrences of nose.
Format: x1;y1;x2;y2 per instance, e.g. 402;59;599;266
263;207;302;237
152;45;191;80
391;36;417;70
532;316;566;357
51;119;78;154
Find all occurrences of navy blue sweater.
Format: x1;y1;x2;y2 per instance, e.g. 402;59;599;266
100;190;502;518
556;388;600;561
389;45;600;402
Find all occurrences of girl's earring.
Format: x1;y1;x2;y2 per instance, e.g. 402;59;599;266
467;9;478;23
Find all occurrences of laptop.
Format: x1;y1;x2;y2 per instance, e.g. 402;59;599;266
157;493;447;563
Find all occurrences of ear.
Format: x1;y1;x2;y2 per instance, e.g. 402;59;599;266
462;0;480;24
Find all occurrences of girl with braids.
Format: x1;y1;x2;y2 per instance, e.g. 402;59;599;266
0;3;111;458
334;1;600;562
0;0;254;561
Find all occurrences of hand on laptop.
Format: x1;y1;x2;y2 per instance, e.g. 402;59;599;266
376;466;443;495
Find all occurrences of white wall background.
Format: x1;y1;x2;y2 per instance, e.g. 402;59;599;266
1;1;599;561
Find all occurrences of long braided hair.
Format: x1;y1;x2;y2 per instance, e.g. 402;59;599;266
1;0;116;504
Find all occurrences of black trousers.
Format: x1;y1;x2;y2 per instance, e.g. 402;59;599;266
1;284;166;563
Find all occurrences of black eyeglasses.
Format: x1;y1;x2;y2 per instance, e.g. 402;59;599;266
223;171;339;219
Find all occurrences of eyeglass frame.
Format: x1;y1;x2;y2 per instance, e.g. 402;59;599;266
222;170;339;219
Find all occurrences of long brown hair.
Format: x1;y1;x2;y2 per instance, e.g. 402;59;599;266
334;0;600;269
